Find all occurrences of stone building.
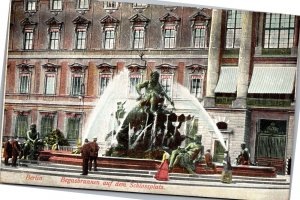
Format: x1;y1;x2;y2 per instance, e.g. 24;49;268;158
3;0;298;173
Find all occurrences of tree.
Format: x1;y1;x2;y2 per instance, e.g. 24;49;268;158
44;129;69;149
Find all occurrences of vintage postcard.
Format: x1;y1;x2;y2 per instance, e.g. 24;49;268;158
0;0;298;199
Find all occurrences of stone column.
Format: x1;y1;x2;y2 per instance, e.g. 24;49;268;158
291;17;299;56
293;28;300;105
233;11;254;108
204;9;223;108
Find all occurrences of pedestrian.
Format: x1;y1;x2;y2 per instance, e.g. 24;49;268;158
154;149;170;181
204;149;217;173
11;137;21;167
3;137;12;166
80;138;91;175
221;150;232;184
89;137;99;171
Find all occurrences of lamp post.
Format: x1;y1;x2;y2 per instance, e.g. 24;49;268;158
79;82;85;144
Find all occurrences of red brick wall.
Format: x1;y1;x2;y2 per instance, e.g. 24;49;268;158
57;111;65;132
3;107;12;136
59;61;68;95
177;62;185;85
87;62;96;97
146;62;156;79
34;61;41;94
116;61;125;74
6;61;16;93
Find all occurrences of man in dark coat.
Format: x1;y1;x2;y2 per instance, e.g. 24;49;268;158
80;138;91;175
89;137;100;171
3;137;12;165
11;137;21;167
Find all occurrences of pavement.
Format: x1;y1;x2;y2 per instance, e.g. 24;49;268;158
0;160;291;200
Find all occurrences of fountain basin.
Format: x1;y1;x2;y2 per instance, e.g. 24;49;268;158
38;150;277;177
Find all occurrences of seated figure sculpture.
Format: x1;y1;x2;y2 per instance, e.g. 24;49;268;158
24;124;41;160
168;135;203;174
204;149;217;173
136;71;174;113
236;142;250;165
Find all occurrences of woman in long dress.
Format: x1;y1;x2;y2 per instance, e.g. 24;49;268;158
221;150;232;183
154;150;170;181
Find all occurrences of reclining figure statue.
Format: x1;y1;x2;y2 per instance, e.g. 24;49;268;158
169;135;203;174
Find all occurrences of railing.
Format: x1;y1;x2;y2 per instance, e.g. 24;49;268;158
215;96;235;105
214;97;292;107
43;145;78;152
247;98;291;107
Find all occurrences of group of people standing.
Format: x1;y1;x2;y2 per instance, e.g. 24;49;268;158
3;136;21;167
80;137;100;175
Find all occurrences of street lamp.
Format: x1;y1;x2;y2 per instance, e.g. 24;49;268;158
78;82;85;144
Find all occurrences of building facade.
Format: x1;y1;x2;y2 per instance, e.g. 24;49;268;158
3;0;298;173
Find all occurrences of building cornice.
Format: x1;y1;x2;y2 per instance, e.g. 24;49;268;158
8;50;208;59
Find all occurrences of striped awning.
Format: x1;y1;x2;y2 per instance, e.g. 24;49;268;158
248;66;296;94
214;66;238;93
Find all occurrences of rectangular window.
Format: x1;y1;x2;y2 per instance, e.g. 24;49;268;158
194;26;207;48
78;0;89;9
160;75;173;97
52;0;62;10
45;73;56;95
129;74;141;97
133;3;147;8
225;10;242;48
40;115;54;138
19;73;30;94
105;1;117;9
50;31;59;50
67;117;80;140
104;29;115;49
26;0;37;11
264;14;295;48
71;74;84;96
213;140;227;162
15;115;28;138
99;74;111;95
190;75;203;98
133;28;145;49
256;119;287;159
24;31;33;50
164;28;176;49
76;30;87;49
